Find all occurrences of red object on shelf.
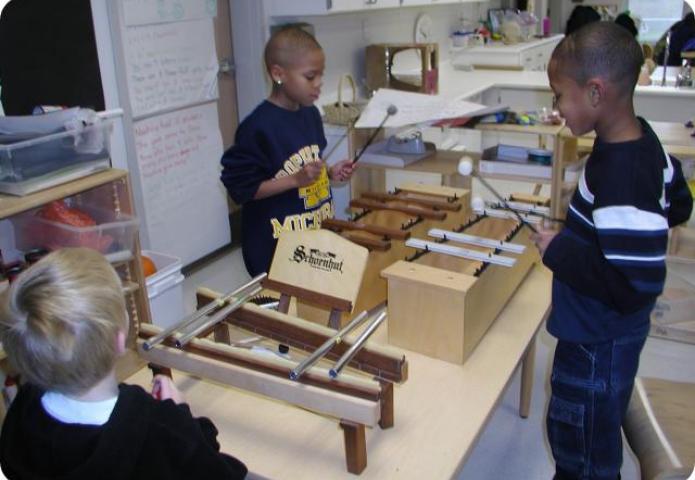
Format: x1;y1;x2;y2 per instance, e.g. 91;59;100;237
35;200;114;252
38;200;96;227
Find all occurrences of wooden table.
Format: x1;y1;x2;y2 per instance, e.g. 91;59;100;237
126;265;551;479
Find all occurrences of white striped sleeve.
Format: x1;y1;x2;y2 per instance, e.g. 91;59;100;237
593;205;668;232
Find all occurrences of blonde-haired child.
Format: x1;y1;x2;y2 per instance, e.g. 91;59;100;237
0;248;246;479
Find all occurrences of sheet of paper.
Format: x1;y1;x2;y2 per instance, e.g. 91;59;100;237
354;89;506;129
123;19;219;118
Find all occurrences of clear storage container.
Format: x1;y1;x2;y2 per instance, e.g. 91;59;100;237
12;204;139;256
0;120;113;196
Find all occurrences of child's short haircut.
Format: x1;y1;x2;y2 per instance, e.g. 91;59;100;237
264;26;322;71
0;248;127;394
552;21;644;94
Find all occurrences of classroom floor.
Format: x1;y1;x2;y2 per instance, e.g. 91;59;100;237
182;247;695;480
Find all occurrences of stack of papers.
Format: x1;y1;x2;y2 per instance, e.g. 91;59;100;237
354;89;508;129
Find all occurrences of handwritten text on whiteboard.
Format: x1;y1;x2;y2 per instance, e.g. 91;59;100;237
124;19;218;118
133;103;229;264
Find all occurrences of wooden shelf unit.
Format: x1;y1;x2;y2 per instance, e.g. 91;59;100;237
476;122;579;220
0;169;152;351
349;122;579;220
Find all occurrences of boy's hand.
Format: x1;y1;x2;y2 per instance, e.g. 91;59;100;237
295;160;326;187
152;374;184;404
328;159;358;182
530;226;558;256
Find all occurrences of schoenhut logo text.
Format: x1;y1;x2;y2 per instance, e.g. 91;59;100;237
291;245;344;273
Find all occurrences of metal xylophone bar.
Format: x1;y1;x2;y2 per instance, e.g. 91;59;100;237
143;272;267;351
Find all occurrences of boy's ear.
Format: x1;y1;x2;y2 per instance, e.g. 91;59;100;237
116;330;127;356
586;78;605;108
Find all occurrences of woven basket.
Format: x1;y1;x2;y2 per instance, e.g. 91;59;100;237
323;74;362;126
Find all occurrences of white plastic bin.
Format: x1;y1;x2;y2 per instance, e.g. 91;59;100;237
142;250;185;329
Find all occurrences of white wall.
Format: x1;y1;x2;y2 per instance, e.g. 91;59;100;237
306;3;499;102
231;2;501;121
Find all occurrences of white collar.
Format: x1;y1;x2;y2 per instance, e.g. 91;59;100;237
41;391;118;426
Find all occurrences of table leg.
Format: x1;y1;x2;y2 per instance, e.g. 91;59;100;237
340;420;367;474
214;323;231;344
328;308;342;330
378;380;394;429
277;293;291;314
519;336;536;418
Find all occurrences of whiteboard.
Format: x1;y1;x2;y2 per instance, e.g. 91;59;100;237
96;0;232;265
123;0;217;26
123;18;218;118
133;102;229;265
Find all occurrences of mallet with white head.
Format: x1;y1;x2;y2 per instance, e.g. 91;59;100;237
457;157;539;233
352;104;398;164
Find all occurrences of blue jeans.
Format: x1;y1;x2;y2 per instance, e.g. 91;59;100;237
547;328;648;480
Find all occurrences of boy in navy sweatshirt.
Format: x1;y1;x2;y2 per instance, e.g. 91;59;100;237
532;22;693;480
220;27;355;276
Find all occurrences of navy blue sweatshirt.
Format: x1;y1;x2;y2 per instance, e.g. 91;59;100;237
220;101;332;276
544;118;693;343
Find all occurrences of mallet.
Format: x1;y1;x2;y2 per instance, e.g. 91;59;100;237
352;104;398;164
457;157;539;233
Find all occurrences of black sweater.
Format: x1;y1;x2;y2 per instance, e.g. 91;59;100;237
0;384;247;480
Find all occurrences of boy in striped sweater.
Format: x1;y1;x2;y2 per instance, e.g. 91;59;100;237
532;22;693;480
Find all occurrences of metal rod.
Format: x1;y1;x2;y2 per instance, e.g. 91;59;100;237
474;203;564;226
473;172;538;233
142;272;267;350
427;228;526;254
289;309;373;381
476;207;542;224
406;238;517;267
174;285;263;348
662;30;671;87
329;311;387;379
505;201;550;216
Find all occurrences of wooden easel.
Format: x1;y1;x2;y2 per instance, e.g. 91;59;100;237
265;229;368;329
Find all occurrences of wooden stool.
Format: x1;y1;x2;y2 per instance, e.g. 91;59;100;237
623;377;695;480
